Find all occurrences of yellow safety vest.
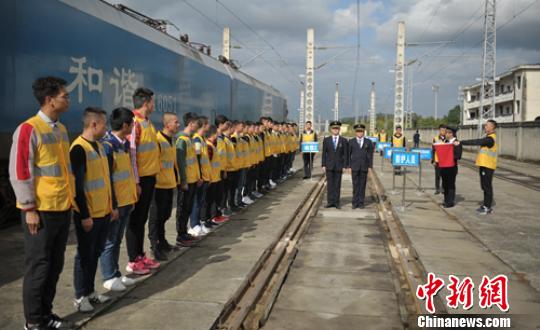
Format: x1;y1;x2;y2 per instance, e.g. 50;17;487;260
71;136;112;218
256;136;264;163
177;134;200;184
379;133;387;142
247;135;257;166
223;136;237;172
216;136;227;171
134;115;160;177
155;131;179;189
207;141;221;183
302;131;315;142
193;133;211;182
232;133;248;169
263;131;272;157
476;133;497;170
392;134;404;148
20;115;74;211
103;140;137;208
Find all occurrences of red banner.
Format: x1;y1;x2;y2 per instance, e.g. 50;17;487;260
434;143;455;168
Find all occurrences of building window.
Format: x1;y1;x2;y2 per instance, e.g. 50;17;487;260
516;76;521;89
516;100;520;114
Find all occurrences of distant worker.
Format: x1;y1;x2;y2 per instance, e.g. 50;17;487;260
300;120;318;179
391;125;406;174
413;129;420;148
432;124;447;195
9;77;75;330
438;127;462;208
378;129;387;143
455;119;498;215
321;121;348;209
348;124;373;209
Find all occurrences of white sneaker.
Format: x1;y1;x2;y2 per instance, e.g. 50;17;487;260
88;291;111;304
253;191;263;198
103;277;126;292
200;224;211;235
121;275;136;286
188;225;204;237
242;196;254;205
269;180;276;187
74;296;94;313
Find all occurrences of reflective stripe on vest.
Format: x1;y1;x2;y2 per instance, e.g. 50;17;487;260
134;115;160;177
34;164;62;177
112;170;131;182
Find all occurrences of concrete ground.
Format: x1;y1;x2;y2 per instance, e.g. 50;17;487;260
374;154;540;328
0;157;321;329
264;174;404;330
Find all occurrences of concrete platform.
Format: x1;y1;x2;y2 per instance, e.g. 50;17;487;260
264;174;404;329
0;158;323;329
373;155;540;327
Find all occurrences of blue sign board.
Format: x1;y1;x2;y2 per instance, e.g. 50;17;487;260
384;147;405;159
301;142;319;153
377;142;391;152
392;151;420;167
411;148;432;160
368;136;379;143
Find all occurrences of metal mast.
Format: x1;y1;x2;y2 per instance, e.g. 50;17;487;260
369;82;376;135
477;0;496;136
393;22;405;130
333;82;339;121
222;27;230;60
299;89;305;131
305;28;315;125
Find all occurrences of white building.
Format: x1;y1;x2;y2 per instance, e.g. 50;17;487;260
462;64;540;125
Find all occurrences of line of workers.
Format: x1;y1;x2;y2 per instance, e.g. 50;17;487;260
9;77;301;330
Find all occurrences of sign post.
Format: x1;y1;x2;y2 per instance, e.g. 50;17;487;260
392;151;420;210
411;148;432;192
301;142;319;181
378;142;391;174
385;147;405;194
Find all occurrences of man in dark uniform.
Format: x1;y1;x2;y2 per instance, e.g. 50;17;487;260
321;121;348;209
348;124;373;209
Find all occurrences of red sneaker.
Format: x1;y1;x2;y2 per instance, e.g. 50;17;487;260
125;260;150;275
142;254;160;269
212;216;229;224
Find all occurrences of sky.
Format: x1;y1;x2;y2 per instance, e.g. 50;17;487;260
119;0;540;121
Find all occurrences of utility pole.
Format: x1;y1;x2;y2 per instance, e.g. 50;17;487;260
393;21;405;130
432;84;440;120
478;0;497;136
369;82;376;135
305;28;315;125
333;82;339;121
299;88;305;131
222;27;230;60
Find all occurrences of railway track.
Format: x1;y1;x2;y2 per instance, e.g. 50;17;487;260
216;170;438;329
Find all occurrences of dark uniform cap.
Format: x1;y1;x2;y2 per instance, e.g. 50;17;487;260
446;126;458;134
353;124;365;132
330;121;342;128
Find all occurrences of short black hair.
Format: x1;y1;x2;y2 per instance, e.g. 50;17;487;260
183;112;198;126
487;119;498;128
245;121;253;126
305;121;312;125
215;114;229;126
438;124;447;129
110;107;134;131
197;115;208;127
32;76;67;106
132;87;154;109
83;107;107;128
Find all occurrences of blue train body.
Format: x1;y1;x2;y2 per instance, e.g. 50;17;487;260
0;0;287;225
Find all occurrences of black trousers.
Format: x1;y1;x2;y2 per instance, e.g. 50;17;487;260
434;165;441;190
219;172;230;210
73;213;110;299
148;187;174;249
260;157;271;187
479;166;494;208
326;169;343;206
176;183;196;238
22;210;71;324
271;156;281;181
303;153;315;177
244;166;257;196
126;176;155;262
204;182;220;221
227;170;239;207
440;166;458;205
352;170;368;207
